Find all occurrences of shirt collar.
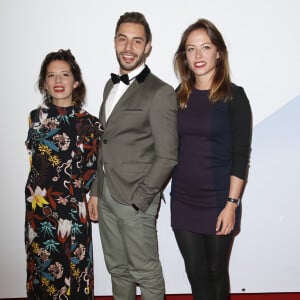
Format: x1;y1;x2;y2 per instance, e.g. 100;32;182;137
124;64;145;81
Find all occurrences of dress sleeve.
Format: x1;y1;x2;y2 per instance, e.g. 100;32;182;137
79;115;103;193
229;85;252;180
25;108;39;150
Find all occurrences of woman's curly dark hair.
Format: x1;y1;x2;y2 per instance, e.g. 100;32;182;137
38;49;86;108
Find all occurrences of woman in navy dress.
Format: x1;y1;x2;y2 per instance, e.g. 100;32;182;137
170;19;252;300
25;49;102;300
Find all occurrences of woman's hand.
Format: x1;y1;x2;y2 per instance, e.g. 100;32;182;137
216;202;237;235
88;196;99;221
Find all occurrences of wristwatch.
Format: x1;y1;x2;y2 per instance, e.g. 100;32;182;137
227;197;240;206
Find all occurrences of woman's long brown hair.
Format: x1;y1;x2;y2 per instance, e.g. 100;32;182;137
174;19;232;109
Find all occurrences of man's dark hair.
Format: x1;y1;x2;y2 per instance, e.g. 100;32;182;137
115;12;152;43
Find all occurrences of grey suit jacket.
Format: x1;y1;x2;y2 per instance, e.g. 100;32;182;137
90;66;178;212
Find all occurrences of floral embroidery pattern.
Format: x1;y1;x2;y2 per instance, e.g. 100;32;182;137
25;104;102;299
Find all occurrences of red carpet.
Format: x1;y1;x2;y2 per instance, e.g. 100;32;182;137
94;293;300;300
4;293;300;299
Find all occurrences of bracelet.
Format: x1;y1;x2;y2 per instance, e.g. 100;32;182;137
227;197;240;206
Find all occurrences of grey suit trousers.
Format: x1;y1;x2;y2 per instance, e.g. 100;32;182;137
98;179;165;300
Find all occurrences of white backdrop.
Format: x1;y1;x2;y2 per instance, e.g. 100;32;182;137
0;0;299;298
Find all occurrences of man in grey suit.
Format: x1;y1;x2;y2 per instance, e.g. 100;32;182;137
88;11;178;300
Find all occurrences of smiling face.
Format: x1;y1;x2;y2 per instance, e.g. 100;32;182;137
114;22;151;74
185;28;220;89
44;60;78;107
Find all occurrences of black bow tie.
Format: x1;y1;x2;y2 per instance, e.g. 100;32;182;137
111;73;130;85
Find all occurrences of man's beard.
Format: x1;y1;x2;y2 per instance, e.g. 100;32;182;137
116;52;146;72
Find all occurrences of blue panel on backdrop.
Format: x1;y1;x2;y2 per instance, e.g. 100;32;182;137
234;95;300;292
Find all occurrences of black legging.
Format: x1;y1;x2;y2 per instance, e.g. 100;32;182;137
174;230;234;300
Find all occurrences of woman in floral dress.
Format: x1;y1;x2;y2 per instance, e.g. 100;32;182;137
25;49;102;300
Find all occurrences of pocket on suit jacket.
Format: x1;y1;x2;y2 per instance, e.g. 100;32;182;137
122;108;143;112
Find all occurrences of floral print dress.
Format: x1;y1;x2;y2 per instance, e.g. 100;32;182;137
25;103;102;300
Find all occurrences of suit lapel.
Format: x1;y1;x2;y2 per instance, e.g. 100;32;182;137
111;81;140;113
104;80;141;126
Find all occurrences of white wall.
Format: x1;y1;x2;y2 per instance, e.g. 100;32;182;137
0;0;299;297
